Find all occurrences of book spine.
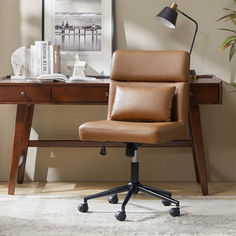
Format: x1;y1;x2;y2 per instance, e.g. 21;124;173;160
33;44;38;76
30;45;35;76
35;41;42;76
54;45;61;73
49;45;54;74
41;41;49;75
25;48;31;77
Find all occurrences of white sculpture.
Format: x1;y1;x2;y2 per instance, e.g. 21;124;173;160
72;54;87;78
69;54;96;81
11;47;26;78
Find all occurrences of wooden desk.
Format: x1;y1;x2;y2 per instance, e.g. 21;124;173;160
0;77;222;195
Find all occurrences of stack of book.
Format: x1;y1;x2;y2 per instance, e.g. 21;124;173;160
10;41;98;82
25;41;61;77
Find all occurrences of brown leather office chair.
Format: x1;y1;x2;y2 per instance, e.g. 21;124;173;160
78;50;190;221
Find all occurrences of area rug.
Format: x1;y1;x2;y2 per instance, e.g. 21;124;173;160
0;195;235;236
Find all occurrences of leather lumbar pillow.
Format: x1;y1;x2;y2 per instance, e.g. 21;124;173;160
111;85;176;122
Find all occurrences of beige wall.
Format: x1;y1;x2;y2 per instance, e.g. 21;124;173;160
0;0;236;182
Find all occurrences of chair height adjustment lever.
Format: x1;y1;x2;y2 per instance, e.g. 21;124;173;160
100;142;107;156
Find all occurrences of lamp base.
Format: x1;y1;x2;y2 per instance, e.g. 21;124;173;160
189;69;196;75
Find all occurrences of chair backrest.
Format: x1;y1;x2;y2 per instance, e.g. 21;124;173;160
110;50;189;82
107;50;190;123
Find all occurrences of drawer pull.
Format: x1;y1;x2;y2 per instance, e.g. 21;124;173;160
189;91;194;97
105;91;109;97
21;91;26;97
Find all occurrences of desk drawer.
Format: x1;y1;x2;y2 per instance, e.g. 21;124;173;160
52;85;109;103
0;85;51;103
189;86;220;104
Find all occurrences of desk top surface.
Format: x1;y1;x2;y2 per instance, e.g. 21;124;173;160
0;78;110;85
0;76;222;105
0;76;222;86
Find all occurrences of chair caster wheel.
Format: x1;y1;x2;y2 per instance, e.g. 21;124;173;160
115;211;126;221
162;200;171;206
78;202;88;212
169;207;180;217
108;194;118;204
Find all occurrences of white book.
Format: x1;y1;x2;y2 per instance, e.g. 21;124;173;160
33;45;38;76
41;41;49;75
49;45;54;74
30;45;35;76
35;41;42;76
25;48;31;77
38;73;97;83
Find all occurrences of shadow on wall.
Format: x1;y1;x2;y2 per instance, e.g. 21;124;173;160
115;0;235;82
0;0;42;181
0;0;21;76
20;0;43;47
201;83;236;181
24;15;42;46
115;0;196;51
114;0;127;49
0;1;21;181
230;58;236;83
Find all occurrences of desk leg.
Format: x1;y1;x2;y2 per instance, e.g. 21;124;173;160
17;105;34;184
8;104;29;195
189;104;208;195
189;119;200;184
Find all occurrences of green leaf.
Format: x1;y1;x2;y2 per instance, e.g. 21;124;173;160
230;83;236;87
230;17;236;25
223;8;236;13
219;42;233;54
218;28;236;34
221;36;236;47
229;42;236;61
216;13;235;22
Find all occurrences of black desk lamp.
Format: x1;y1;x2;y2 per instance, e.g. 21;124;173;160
156;2;198;75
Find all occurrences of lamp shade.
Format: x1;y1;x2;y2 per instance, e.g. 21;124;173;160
156;7;178;29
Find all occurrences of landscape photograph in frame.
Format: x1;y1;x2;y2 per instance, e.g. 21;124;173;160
43;0;114;76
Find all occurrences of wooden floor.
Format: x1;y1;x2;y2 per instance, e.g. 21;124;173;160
0;182;236;196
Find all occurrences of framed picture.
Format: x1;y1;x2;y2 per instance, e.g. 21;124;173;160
42;0;114;77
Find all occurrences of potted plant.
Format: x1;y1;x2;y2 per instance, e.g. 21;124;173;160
217;0;236;61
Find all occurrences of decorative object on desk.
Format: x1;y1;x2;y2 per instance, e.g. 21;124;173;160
70;54;96;81
33;41;61;77
217;0;236;61
43;0;114;77
13;41;61;79
72;54;86;78
156;2;198;77
11;47;26;79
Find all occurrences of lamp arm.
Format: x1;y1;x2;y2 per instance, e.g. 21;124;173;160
177;10;198;55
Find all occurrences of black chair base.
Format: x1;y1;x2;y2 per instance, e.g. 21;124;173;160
78;181;180;221
78;145;180;221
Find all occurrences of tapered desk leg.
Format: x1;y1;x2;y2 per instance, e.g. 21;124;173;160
189;119;200;184
189;104;208;195
8;105;29;195
17;105;34;184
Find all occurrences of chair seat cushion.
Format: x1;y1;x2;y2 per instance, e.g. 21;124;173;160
111;85;175;122
79;120;187;144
